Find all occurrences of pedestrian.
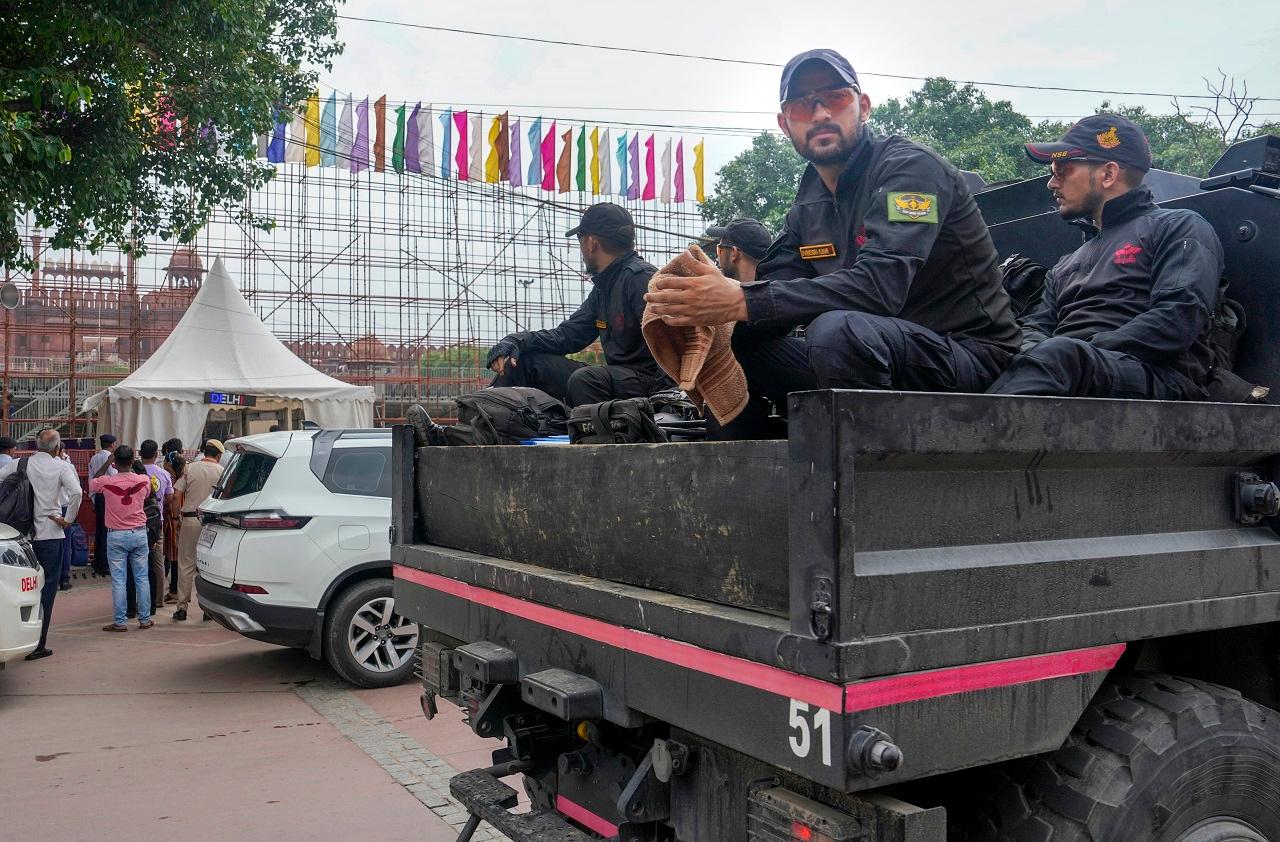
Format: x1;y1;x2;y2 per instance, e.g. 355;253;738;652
139;440;173;613
90;445;153;632
89;433;118;575
705;219;773;284
55;441;76;591
0;436;18;469
0;428;82;660
161;439;184;601
172;440;224;622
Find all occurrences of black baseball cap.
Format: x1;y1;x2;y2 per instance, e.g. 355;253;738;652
1025;114;1153;172
565;203;635;241
0;437;16;451
779;49;861;103
706;219;773;261
100;434;117;445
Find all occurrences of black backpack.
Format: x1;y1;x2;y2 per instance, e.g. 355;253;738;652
0;457;36;536
443;387;569;446
143;475;162;544
569;398;669;444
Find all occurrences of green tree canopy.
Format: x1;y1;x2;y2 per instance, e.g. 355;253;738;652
1;1;342;269
698;132;806;234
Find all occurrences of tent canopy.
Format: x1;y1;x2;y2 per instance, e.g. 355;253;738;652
84;257;374;446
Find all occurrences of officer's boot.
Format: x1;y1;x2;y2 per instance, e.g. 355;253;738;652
406;404;448;447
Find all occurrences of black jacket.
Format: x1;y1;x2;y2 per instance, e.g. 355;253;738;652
748;131;1021;362
1021;185;1225;392
510;251;662;374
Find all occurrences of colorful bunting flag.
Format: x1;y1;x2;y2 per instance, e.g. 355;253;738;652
485;113;502;183
286;111;306;163
675;139;685;203
373;95;387;172
498;112;510;182
557;126;572;193
616;132;629;198
693;138;705;202
267;118;286;163
392;104;407;173
541;120;556;191
628;134;640;200
589;127;600;195
600;129;612;196
305;93;320;166
352;98;369;173
660;138;672;204
420;105;435;176
439;108;453;178
643;134;656;200
405;103;421;173
528;118;544;186
453;110;468;180
470;112;484;182
509;117;523;187
575;125;586;192
320;93;337;166
338;96;353;160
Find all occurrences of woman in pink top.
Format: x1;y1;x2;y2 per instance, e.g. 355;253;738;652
89;445;154;630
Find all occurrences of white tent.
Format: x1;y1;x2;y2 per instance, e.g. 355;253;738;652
84;257;375;446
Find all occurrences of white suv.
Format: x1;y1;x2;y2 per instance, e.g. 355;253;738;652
0;525;43;669
194;429;419;688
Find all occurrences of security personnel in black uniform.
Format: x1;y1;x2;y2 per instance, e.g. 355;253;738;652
645;49;1021;438
488;203;672;406
990;115;1224;399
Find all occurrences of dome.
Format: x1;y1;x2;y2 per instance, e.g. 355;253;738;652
165;246;204;275
348;334;391;364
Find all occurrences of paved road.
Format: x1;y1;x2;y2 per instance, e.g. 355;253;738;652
0;580;508;841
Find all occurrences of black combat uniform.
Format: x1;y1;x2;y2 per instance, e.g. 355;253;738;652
989;185;1224;399
489;251;672;406
728;130;1022;436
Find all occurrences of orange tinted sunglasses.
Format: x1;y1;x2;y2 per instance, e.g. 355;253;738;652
781;85;858;120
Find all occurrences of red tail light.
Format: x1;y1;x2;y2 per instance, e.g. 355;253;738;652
232;583;269;595
217;511;311;530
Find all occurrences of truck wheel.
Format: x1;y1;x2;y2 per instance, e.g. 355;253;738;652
965;672;1280;841
323;578;419;689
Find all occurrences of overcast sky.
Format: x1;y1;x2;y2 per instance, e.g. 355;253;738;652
324;0;1280;186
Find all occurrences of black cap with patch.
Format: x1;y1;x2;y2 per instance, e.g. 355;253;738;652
1025;114;1153;172
564;202;635;242
706;219;773;261
779;49;861;103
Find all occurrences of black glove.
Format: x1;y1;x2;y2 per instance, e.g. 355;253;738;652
485;337;521;369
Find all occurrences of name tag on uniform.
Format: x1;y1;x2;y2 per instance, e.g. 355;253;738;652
799;242;837;260
595;320;607;329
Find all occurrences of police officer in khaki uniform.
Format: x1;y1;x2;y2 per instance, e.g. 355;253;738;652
172;439;224;622
645;48;1021;437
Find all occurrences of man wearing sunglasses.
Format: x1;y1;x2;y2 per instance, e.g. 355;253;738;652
989;115;1224;399
646;48;1020;437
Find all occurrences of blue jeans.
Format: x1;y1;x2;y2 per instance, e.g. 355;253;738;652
107;528;151;624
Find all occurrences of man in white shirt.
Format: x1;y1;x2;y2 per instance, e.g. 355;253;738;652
0;428;83;660
0;436;17;469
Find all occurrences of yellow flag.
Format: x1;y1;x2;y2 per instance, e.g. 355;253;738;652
485;114;502;183
589;127;600;195
693;138;706;202
305;93;320;166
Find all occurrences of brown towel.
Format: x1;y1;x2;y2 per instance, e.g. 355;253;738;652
642;245;749;424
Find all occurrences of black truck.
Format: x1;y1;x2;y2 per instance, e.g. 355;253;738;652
392;135;1280;842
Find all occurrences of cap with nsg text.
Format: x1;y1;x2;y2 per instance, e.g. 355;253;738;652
1025;114;1153;172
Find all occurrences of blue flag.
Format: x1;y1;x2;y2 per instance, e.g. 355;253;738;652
438;108;453;178
616;132;629;197
526;118;543;185
320;93;337;166
267;117;286;163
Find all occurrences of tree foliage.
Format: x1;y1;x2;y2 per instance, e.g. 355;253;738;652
1;1;342;270
698;132;806;234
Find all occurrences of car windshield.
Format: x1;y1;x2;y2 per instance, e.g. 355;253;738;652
213;451;276;500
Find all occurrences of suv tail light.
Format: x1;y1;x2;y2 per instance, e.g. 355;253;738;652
217;510;311;530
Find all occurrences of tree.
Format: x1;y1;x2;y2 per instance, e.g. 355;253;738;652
699;132;806;233
1;1;342;270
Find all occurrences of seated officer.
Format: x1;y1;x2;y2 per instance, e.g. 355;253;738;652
487;202;671;407
644;49;1021;437
990;115;1224;399
706;218;772;284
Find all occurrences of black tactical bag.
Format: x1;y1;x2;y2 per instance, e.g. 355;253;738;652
442;387;569;446
568;398;668;444
0;456;35;536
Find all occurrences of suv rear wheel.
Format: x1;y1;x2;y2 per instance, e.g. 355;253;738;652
323;578;419;688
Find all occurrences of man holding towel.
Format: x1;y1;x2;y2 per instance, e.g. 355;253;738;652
645;49;1021;438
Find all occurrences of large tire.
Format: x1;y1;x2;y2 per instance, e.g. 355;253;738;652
323;578;419;689
964;672;1280;841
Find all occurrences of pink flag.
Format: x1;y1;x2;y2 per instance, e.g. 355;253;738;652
453;110;469;180
540;120;557;191
642;134;656;200
675;139;686;203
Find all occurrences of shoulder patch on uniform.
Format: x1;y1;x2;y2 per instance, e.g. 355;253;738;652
887;192;938;223
799;242;837;260
594;319;607;330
